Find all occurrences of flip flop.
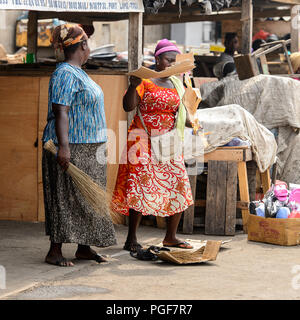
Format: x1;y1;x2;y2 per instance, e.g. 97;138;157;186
163;241;193;249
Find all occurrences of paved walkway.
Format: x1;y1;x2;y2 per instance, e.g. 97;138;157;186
1;220;300;300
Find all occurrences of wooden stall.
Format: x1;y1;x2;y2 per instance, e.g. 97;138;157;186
0;1;143;222
1;0;300;224
0;73;128;222
143;0;300;54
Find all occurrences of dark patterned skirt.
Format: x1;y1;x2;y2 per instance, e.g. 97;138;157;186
42;142;117;247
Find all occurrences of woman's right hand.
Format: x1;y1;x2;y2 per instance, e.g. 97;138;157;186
57;145;70;171
129;76;142;88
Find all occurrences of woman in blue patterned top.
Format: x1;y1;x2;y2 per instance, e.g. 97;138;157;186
42;24;116;267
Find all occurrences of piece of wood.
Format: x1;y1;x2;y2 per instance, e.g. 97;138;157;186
201;148;252;162
234;54;259;80
205;161;237;235
259;54;270;75
241;0;253;55
143;8;291;25
195;199;249;210
205;161;218;235
183;174;197;234
247;160;257;202
260;168;271;195
128;12;143;129
291;5;300;53
238;161;250;233
0;77;39;221
128;12;143;72
215;161;227;235
27;11;38;58
225;162;238;235
38;77;49;222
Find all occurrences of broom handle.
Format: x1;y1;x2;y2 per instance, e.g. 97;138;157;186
43;139;58;155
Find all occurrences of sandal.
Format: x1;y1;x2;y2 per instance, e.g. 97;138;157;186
123;242;143;253
162;241;193;249
130;246;170;261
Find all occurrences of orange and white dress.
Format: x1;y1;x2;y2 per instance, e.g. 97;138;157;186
111;79;193;217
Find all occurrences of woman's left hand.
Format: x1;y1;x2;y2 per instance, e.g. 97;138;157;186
57;145;70;171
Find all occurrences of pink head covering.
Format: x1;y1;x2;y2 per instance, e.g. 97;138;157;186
154;39;181;57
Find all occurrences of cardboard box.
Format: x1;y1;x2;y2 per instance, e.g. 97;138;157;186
247;214;300;246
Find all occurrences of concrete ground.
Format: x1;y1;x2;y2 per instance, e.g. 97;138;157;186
0;220;300;300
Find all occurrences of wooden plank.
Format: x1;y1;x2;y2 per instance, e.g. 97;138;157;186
271;0;300;5
238;161;250;233
37;77;50;222
234;54;259;80
127;12;143;129
214;161;227;235
244;148;253;162
195;200;249;210
247;160;257;202
27;11;38;58
128;13;143;71
203;149;245;162
241;0;253;54
205;161;218;235
0;77;39;221
261;168;271;194
143;8;291;25
183;174;197;234
225;162;237;235
291;5;300;53
259;54;270;75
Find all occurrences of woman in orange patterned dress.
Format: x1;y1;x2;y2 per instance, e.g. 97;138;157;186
111;39;194;252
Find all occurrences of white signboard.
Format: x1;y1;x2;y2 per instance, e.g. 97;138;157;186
0;0;144;12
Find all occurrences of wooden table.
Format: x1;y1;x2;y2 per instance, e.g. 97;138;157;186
182;146;271;235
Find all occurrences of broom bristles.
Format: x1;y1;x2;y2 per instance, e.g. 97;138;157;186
44;140;124;225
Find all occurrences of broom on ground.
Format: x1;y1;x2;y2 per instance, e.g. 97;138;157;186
44;139;124;225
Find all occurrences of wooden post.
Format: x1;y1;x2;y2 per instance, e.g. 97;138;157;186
127;12;143;128
128;12;143;71
183;174;197;234
125;12;143;226
241;0;253;54
238;161;250;234
27;11;38;58
291;5;300;53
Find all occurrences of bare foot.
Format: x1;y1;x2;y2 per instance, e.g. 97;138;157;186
75;245;108;263
123;241;143;252
45;253;74;267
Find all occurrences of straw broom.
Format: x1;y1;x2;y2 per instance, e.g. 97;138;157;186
44;139;123;225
